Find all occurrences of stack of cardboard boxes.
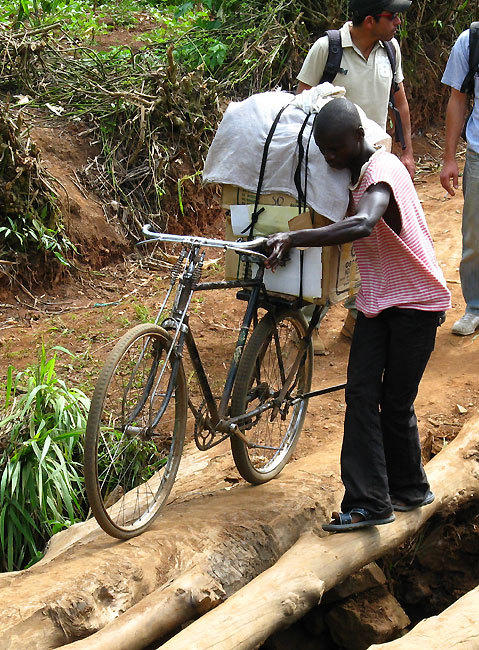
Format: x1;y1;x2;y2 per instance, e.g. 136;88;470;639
222;184;360;305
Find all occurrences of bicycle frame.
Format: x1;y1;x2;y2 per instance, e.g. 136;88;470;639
140;226;345;449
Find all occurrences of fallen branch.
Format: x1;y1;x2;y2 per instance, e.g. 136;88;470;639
61;569;226;650
3;416;479;650
0;441;341;649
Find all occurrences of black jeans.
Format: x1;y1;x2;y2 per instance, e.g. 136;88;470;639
341;307;444;519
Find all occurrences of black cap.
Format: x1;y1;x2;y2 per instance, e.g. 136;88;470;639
349;0;412;18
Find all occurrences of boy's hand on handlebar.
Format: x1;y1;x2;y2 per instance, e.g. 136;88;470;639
265;232;292;271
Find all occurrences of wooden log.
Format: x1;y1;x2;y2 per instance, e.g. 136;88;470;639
157;416;479;650
0;439;343;649
3;415;479;650
61;568;225;650
369;585;479;649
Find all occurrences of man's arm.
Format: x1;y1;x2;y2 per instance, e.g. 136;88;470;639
265;184;391;271
440;88;468;196
393;83;415;179
296;81;312;94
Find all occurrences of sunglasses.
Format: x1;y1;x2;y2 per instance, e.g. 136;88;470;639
375;11;399;20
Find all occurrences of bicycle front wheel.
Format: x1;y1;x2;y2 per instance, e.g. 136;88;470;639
84;323;187;539
230;309;313;484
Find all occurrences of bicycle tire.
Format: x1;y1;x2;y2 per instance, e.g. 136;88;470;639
230;309;313;484
84;323;187;539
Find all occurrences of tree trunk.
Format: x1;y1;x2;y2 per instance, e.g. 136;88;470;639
155;416;479;649
2;416;479;650
0;439;342;649
61;568;226;650
369;585;479;649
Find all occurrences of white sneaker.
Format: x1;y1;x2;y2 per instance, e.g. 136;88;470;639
451;313;479;336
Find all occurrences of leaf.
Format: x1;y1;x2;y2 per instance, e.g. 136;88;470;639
39;435;52;467
19;0;30;17
51;345;76;357
23;384;48;411
10;506;37;548
174;1;194;19
11;498;40;533
7;519;14;571
4;365;13;409
0;503;8;552
0;462;10;503
10;461;21;496
46;494;62;521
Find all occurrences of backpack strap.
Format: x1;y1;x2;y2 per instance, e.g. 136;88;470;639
383;40;399;93
383;40;406;150
460;21;479;95
320;30;347;83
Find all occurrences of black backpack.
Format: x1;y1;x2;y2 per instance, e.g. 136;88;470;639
319;30;405;149
459;22;479;140
459;21;479;95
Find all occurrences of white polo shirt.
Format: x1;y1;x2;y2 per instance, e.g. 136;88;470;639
297;22;404;130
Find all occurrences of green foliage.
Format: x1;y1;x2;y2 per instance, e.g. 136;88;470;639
139;0;300;90
133;301;151;323
0;213;76;266
177;170;202;216
0;0;474;252
0;346;90;571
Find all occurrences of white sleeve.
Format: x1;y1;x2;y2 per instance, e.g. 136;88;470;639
297;36;329;86
392;38;404;85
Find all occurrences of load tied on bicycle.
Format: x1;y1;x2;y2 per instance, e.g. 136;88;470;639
84;86;392;539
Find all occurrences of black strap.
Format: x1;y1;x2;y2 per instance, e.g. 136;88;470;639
383;40;399;93
293;113;313;213
460;21;479;95
294;113;317;304
302;114;318;213
383;40;406;150
320;30;346;83
242;103;291;239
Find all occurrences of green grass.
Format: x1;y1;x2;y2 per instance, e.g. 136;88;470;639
0;345;90;571
133;301;151;323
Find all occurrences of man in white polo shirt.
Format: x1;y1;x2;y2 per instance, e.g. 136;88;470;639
297;0;415;177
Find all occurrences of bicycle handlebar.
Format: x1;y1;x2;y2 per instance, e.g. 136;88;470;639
140;224;268;261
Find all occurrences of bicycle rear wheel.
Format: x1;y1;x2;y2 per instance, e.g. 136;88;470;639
84;323;187;539
230;309;313;484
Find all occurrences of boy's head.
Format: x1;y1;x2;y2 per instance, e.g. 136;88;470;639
314;98;365;170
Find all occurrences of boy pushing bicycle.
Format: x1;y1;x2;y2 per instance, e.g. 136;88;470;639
265;98;450;532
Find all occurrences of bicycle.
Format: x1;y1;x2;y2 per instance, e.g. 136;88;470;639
84;225;345;539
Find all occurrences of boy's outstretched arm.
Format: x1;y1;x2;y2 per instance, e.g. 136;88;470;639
265;183;391;271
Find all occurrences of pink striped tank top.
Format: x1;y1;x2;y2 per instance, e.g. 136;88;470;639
350;150;451;317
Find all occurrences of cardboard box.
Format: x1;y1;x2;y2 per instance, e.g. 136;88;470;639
221;185;302;209
223;185;360;305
